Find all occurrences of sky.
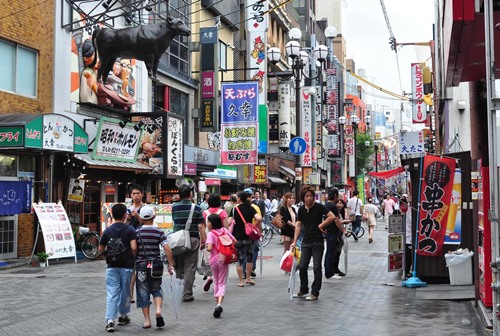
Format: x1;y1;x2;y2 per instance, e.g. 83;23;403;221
343;0;435;112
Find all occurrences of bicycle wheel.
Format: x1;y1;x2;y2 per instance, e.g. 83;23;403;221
261;224;273;247
356;226;365;238
81;233;101;260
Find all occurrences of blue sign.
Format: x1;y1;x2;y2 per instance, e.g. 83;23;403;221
0;181;32;215
200;27;218;44
289;137;306;155
221;82;259;124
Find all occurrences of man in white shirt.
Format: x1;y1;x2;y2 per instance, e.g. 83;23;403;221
347;190;363;242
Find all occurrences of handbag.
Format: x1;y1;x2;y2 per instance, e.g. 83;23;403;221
271;208;284;228
169;204;195;256
235;205;261;241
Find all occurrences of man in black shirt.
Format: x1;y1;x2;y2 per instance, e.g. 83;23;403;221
291;185;336;301
323;188;348;279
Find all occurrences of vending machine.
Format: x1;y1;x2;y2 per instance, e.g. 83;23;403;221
478;164;492;307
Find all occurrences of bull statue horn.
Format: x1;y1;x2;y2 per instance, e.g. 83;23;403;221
167;15;173;24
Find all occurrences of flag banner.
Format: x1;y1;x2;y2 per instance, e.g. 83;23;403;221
0;181;32;215
416;155;456;256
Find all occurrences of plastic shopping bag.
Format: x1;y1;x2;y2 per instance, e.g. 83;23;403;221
280;250;294;273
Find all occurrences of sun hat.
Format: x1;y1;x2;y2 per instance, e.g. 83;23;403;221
139;205;156;221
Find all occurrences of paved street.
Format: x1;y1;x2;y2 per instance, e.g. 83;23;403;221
0;224;489;336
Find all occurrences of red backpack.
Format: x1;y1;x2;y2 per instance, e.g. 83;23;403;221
212;229;237;265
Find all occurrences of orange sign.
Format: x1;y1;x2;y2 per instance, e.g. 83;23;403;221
254;165;267;183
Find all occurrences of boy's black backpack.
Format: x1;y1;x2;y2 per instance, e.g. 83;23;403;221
106;237;127;267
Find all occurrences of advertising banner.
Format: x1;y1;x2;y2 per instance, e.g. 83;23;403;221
278;82;291;150
33;203;76;259
300;87;313;167
166;115;183;178
134;115;165;175
0;181;32;215
221;82;259;165
93;117;142;162
68;178;85;203
254;165;266;183
416;155;456;256
444;169;462;245
411;63;427;123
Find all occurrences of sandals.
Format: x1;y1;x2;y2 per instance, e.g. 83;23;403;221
237;283;245;287
245;280;256;286
142;323;151;329
156;316;165;328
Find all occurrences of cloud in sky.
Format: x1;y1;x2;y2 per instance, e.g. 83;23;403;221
344;0;435;109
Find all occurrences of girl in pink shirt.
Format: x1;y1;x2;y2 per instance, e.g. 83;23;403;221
206;213;237;318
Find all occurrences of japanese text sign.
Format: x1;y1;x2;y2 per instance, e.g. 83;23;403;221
201;72;215;99
220;124;258;165
93;117;141;162
221;82;259;123
200;27;218;44
300;87;313;167
416;155;456;256
167;115;183;178
399;131;425;155
254;165;266;183
411;63;427;123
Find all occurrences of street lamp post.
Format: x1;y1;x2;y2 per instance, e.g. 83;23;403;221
267;28;328;201
338;115;346;186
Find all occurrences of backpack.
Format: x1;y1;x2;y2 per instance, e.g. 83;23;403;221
212;229;237;265
105;237;127;267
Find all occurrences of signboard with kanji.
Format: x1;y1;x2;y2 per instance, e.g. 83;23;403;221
166;114;184;178
93;117;141;162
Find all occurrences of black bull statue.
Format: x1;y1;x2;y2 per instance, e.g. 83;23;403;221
89;16;191;82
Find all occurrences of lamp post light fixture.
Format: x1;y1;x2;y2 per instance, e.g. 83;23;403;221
267;28;328;201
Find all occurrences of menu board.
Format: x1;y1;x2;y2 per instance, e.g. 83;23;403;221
33;203;77;259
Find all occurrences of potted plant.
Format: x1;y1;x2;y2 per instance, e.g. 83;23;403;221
36;251;49;267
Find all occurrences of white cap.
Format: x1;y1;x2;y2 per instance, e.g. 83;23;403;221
139;205;156;220
402;194;408;198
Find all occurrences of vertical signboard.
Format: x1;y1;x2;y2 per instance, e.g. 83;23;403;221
411;63;427;123
416;155;456;256
300;87;312;167
326;67;340;157
278;82;291;150
246;0;268;153
220;82;259;165
166;114;184;179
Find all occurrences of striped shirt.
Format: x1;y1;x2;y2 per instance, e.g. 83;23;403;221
136;225;167;263
171;199;204;237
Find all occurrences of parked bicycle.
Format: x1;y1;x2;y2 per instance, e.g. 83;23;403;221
344;222;365;240
76;226;101;260
261;216;281;247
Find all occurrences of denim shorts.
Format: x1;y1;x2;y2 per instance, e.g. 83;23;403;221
136;263;163;308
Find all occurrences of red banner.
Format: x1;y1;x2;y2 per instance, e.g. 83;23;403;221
416;155;456;256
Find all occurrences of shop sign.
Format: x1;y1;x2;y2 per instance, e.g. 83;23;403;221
132;115;165;175
300;87;312;167
184;163;197;175
166;114;183;178
93;117;141;162
201;99;216;130
185;145;219;166
220;82;259;165
411;63;427;123
254;165;266;183
399;131;424;155
200;27;218;44
0;126;23;147
201;72;215;98
215;166;237;179
205;178;221;186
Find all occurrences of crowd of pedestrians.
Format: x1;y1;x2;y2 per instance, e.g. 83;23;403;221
98;183;408;332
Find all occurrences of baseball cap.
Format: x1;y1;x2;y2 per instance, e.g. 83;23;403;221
139;205;156;220
243;188;253;195
402;194;408;198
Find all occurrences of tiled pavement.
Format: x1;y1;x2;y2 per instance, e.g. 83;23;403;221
0;223;491;336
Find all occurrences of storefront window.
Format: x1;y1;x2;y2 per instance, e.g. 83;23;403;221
0;155;17;177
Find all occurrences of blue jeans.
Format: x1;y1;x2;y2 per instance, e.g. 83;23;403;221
324;233;342;278
299;241;324;296
136;263;163;308
251;241;259;272
105;267;133;321
352;215;362;238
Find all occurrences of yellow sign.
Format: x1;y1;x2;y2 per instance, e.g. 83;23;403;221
254;165;267;183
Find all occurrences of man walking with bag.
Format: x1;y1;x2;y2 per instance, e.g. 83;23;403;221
135;206;174;329
171;185;205;302
98;203;137;332
347;190;363;241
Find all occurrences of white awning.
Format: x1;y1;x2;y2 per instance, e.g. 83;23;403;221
268;176;287;184
75;154;152;172
279;166;295;178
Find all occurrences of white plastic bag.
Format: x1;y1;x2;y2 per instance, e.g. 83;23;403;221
445;251;474;267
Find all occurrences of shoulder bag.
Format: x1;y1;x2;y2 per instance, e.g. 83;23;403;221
138;231;164;278
235;205;261;241
169;204;195;256
271;206;285;228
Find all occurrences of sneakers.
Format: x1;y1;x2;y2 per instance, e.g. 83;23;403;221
336;270;346;277
182;296;194;302
203;277;213;292
250;271;257;278
117;315;130;325
306;294;318;301
213;305;223;318
105;321;115;332
292;291;306;298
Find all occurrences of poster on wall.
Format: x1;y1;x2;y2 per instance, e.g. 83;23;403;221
67;178;85;203
133;115;165;175
33;203;76;260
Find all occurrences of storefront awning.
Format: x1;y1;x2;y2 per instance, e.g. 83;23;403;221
75;154;152;172
0;113;88;153
268;176;287;184
279;166;295;179
368;167;405;180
